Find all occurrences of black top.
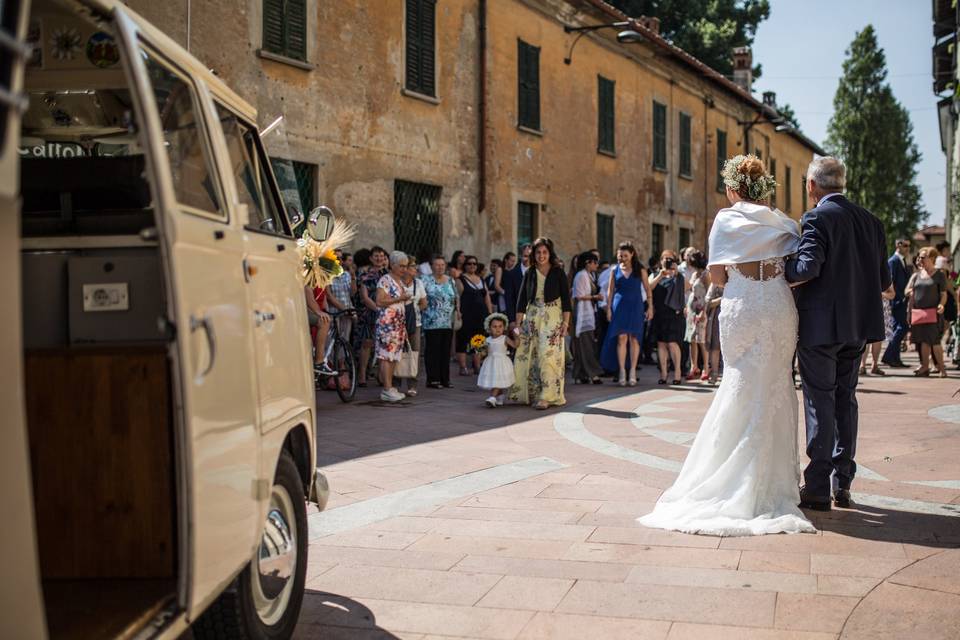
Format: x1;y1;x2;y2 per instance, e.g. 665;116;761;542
785;195;892;347
516;265;572;314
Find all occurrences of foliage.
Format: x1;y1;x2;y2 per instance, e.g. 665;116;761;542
776;103;801;130
825;25;926;247
607;0;771;78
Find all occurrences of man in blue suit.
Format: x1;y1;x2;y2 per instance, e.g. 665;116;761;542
785;157;893;511
881;239;912;367
502;243;532;325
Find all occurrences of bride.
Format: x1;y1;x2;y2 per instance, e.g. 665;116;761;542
638;155;816;536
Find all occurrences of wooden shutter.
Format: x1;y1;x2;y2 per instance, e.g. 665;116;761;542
679;113;691;176
716;129;727;191
285;0;307;61
262;0;285;55
405;0;436;96
598;76;615;153
653;102;667;169
785;166;792;211
518;40;540;130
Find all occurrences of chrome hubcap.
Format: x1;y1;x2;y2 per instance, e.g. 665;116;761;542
251;483;297;625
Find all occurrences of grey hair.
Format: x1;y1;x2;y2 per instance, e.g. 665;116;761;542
388;250;409;267
806;156;846;191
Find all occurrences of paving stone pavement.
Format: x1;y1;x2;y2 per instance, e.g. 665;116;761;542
298;354;960;639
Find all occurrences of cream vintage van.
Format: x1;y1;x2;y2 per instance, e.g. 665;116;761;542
0;0;330;638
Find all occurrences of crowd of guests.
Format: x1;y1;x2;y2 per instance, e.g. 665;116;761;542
308;236;737;407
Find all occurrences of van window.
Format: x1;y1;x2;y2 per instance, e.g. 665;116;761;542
142;50;222;217
215;102;290;236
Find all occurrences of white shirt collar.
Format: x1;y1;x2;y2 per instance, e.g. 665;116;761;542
817;192;842;207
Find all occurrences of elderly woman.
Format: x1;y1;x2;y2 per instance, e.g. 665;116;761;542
510;237;572;410
375;251;412;402
422;255;459;388
650;249;686;385
907;246;948;377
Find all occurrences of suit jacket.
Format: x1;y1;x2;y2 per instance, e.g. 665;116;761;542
785;194;892;347
887;253;909;305
501;263;525;321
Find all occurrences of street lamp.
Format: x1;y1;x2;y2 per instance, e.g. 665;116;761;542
563;21;645;65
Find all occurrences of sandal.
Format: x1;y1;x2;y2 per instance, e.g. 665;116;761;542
657;379;667;385
534;401;550;410
914;369;930;377
405;389;418;397
858;366;867;375
870;366;885;376
671;379;682;385
459;367;469;376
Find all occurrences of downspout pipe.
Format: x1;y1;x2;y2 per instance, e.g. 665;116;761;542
478;0;487;213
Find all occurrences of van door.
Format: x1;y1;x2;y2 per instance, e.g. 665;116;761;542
1;1;48;638
213;103;313;433
113;17;262;615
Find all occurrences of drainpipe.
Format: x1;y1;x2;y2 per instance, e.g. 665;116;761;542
185;0;191;52
478;0;487;214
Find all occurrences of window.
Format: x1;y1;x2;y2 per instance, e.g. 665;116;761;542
785;166;792;212
678;112;692;177
518;40;540;130
517;201;538;253
394;180;442;256
651;223;664;259
215;102;290;235
143;51;221;216
769;158;777;208
653;101;667;170
716;129;727;191
678;227;691;253
596;213;614;262
405;0;436;97
597;76;615;154
262;0;307;62
270;159;316;235
801;173;808;211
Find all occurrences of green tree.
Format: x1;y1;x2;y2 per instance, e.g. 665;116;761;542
825;25;926;246
607;0;770;78
776;103;801;130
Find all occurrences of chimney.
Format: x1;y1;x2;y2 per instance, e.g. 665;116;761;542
732;46;753;92
636;16;660;35
762;91;777;107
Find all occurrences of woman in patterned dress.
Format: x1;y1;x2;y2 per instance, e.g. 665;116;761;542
422;255;460;388
509;237;572;410
375;251;411;402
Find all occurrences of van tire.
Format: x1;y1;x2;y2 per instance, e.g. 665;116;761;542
192;451;308;639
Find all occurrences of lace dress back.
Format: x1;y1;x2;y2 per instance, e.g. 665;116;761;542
638;255;815;536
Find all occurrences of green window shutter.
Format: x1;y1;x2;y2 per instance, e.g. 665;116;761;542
597;213;614;262
653;101;667;170
285;0;307;61
263;0;285;55
598;76;615;153
715;129;727;191
785;166;792;212
518;40;540;130
517;201;537;252
679;113;691;176
405;0;436;96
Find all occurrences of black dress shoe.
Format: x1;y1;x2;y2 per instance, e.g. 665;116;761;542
798;486;832;511
834;488;853;508
882;359;908;368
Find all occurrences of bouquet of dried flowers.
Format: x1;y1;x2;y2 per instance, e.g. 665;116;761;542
296;218;356;289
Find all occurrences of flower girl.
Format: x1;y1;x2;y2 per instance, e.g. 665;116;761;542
477;313;516;407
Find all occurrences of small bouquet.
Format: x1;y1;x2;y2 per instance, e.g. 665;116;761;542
297;217;356;289
467;333;488;356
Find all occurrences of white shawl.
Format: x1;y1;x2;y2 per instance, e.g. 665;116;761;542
708;201;801;266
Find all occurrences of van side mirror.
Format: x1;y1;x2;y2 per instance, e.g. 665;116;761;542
307;205;334;241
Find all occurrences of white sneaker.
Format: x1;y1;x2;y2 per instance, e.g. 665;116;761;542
485;396;498;408
380;388;404;402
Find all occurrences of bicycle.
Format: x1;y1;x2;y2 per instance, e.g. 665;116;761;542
313;309;357;402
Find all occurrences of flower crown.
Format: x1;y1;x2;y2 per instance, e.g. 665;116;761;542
484;312;509;333
721;155;778;202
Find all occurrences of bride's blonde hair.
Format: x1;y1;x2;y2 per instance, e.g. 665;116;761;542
722;154;778;202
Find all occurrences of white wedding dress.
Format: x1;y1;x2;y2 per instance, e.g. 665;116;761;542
638;202;816;536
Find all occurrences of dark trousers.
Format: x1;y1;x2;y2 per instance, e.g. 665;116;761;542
882;301;907;364
572;330;604;381
797;341;866;497
424;328;452;386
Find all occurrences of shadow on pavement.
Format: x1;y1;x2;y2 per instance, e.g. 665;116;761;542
295;591;401;638
811;502;960;550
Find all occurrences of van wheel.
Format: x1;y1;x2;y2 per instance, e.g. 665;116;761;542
193;451;308;639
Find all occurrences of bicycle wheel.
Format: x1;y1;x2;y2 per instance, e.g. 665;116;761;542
332;337;357;402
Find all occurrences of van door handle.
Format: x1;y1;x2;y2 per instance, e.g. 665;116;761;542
254;310;276;327
190;314;216;378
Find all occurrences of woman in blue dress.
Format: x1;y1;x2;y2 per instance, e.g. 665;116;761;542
600;241;654;386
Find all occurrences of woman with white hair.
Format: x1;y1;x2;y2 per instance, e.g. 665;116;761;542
375;251;412;402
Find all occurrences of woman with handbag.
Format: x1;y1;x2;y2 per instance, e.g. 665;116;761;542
422;255;459;389
907;246;948;377
397;256;427;396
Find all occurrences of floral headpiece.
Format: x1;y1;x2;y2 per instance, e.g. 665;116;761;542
721;155;778;202
296;217;356;289
484;312;509;333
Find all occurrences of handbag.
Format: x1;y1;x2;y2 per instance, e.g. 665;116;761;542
395;339;419;378
452;308;463;331
911;307;939;326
